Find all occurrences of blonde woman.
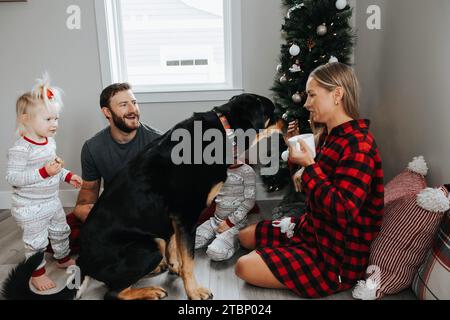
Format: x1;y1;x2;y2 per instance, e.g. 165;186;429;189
235;63;384;298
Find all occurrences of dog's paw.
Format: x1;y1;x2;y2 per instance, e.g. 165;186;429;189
117;286;168;300
187;287;213;300
146;287;168;300
168;262;181;276
149;259;168;276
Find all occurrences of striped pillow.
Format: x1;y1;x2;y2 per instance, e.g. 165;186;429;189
412;212;450;300
353;186;448;299
384;156;428;204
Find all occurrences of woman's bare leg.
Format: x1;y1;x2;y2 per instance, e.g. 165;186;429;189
238;224;257;250
235;250;286;289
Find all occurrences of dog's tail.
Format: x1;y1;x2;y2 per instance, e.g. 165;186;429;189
1;252;78;300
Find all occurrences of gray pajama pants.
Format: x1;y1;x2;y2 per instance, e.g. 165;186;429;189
11;197;71;270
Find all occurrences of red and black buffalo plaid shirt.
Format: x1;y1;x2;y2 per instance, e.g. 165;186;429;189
255;119;384;297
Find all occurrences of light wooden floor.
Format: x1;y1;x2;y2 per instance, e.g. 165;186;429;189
0;203;416;300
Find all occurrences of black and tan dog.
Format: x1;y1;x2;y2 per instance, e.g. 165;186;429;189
1;93;282;300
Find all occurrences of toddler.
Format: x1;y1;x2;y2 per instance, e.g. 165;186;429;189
6;76;82;291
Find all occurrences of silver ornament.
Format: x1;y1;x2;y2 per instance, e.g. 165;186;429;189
335;0;347;10
280;75;288;84
289;44;301;56
292;92;302;103
317;24;328;36
276;64;283;72
329;56;339;63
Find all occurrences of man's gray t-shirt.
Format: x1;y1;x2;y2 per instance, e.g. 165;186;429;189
81;123;161;188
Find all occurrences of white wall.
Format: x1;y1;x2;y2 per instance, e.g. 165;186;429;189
354;0;450;187
0;0;285;208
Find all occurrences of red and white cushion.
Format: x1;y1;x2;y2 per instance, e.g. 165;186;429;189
353;184;448;299
384;156;428;204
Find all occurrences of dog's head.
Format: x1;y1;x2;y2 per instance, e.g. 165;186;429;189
213;93;279;132
212;93;284;162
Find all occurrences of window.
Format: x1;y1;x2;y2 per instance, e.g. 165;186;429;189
95;0;243;102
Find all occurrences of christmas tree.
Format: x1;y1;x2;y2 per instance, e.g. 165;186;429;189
262;0;355;217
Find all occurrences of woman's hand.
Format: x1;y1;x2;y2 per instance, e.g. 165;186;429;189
283;120;300;144
288;139;315;167
292;168;305;192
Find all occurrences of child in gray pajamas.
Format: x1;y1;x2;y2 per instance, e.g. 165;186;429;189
195;162;256;261
6;76;82;291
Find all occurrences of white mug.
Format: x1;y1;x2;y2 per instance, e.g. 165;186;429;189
297;134;316;159
282;134;316;162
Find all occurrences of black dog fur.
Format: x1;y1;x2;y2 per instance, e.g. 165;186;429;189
1;93;276;300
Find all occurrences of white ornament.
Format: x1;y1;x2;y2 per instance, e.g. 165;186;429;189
280;75;288;84
289;64;302;73
276;64;283;72
317;24;328;36
335;0;347;10
286;3;305;19
329;56;339;63
272;217;296;238
289;44;301;56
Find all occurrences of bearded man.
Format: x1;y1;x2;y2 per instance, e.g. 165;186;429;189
67;83;161;251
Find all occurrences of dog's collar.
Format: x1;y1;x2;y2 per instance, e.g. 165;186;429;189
216;113;237;155
217;113;231;131
216;113;234;140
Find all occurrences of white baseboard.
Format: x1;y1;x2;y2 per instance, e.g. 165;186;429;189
0;190;78;209
0;191;11;209
0;184;283;209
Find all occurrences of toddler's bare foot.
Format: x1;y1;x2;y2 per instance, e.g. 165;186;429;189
56;258;76;268
31;274;56;291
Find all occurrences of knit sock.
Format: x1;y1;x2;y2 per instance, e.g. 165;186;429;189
206;227;239;261
195;219;216;249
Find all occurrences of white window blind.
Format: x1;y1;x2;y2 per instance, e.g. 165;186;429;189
96;0;243;102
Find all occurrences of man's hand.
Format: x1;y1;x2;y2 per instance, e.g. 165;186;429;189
216;220;231;234
74;179;100;222
74;204;94;223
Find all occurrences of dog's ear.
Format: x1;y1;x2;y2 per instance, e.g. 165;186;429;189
255;95;276;128
214;94;276;131
229;94;275;130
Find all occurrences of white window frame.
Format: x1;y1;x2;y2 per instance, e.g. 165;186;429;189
94;0;243;103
